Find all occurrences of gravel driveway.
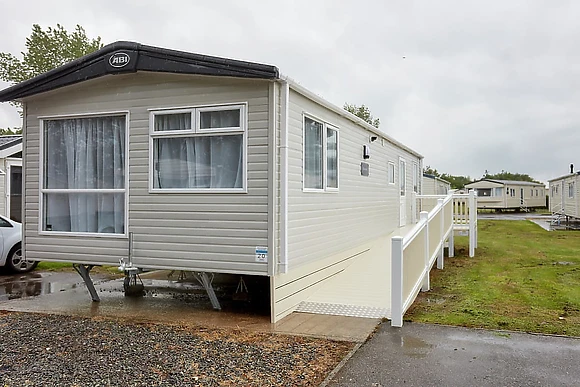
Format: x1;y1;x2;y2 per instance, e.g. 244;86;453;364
0;311;353;386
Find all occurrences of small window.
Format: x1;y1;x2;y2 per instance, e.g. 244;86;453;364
154;112;192;132
199;108;241;130
0;217;12;228
569;182;574;198
535;189;538;196
388;162;395;184
303;116;339;191
556;186;559;194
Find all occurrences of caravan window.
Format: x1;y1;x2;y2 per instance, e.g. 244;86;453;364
494;187;503;196
388;162;395;184
150;104;246;192
569;182;575;198
303;116;339;191
41;114;127;235
477;188;492;197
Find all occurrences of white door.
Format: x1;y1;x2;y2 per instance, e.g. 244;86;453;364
6;160;22;223
399;158;407;227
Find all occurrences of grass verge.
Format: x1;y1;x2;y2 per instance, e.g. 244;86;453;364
406;220;580;336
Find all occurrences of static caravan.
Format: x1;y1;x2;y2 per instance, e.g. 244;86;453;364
464;179;546;211
422;173;450;195
548;165;580;219
0;135;23;222
0;42;424;322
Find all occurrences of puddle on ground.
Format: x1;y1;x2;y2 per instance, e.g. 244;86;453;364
0;272;112;302
391;334;434;359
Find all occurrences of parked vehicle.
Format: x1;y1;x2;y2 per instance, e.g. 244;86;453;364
0;215;36;273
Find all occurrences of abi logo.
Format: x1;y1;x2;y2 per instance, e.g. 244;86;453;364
109;52;131;68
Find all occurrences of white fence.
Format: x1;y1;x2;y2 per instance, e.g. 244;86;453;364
391;191;477;327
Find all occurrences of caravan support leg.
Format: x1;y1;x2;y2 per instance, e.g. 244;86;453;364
73;264;100;302
194;272;222;310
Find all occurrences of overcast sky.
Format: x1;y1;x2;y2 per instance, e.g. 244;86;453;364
1;0;578;184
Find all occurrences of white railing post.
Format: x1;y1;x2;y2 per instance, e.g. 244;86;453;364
469;190;476;257
437;198;445;269
420;211;430;292
391;236;404;327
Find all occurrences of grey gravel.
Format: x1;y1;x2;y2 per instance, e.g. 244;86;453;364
0;312;353;386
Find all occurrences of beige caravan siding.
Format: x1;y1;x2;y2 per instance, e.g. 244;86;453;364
284;90;419;268
421;176;436;195
556;175;580;218
271;89;420;321
23;73;271;274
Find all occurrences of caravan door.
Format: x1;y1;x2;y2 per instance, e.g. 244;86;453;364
399;158;406;227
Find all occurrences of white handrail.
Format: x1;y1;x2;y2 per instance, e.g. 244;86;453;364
391;190;477;327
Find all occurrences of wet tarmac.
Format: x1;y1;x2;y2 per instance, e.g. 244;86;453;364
328;322;580;386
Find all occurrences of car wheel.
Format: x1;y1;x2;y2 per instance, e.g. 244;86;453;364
6;244;38;273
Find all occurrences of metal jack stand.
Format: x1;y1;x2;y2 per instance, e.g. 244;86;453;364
73;264;100;302
123;268;144;297
194;272;221;310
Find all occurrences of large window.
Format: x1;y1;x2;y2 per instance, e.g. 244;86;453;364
150;104;246;192
42;115;126;234
477;188;492;197
303;116;338;191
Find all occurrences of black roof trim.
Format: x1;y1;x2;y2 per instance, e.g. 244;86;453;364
0;41;280;102
0;136;22;151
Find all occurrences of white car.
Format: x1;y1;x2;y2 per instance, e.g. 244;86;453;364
0;215;37;273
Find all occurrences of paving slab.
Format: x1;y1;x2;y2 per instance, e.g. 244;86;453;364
328;322;580;387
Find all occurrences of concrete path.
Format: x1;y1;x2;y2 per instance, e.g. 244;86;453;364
328;322;580;387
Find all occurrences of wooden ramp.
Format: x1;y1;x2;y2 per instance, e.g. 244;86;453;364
294;225;415;320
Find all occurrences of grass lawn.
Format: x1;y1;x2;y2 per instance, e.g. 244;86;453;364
406;220;580;336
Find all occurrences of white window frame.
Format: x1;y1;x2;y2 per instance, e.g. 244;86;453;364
569;182;574;198
388;161;395;185
38;111;130;238
302;114;339;192
399;157;407;197
412;162;418;193
149;103;248;194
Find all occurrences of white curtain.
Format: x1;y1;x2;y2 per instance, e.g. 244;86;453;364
304;117;323;189
44;117;125;233
154;112;243;189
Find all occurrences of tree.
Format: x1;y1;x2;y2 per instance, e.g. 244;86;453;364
0;24;103;115
343;103;380;128
484;170;540;183
0;128;22;136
